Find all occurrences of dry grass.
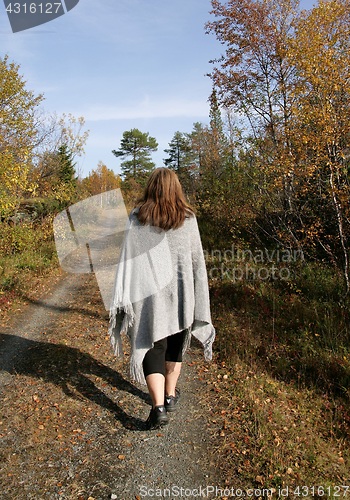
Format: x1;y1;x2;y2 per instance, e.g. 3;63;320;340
207;278;350;494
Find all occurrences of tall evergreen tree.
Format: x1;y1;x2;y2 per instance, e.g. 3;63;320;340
164;131;196;172
207;87;229;178
57;144;76;186
209;88;224;136
112;128;158;182
50;144;78;208
164;131;196;195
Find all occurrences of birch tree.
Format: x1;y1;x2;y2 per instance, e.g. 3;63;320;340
288;0;350;289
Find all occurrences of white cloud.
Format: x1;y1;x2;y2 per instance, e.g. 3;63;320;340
84;97;209;122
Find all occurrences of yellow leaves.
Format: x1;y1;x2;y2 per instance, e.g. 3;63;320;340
0;56;42;215
290;0;350;86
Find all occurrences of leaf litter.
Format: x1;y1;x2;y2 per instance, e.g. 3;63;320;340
0;272;222;499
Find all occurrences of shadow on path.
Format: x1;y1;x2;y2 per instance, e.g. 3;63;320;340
0;333;150;431
18;294;107;320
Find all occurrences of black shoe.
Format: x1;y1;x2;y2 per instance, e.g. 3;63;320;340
164;388;180;413
146;405;169;430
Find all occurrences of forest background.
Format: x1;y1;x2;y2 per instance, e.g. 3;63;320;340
1;0;350;488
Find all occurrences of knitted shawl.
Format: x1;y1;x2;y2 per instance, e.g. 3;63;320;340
108;209;215;385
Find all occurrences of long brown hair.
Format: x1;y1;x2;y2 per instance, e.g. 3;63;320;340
136;168;194;230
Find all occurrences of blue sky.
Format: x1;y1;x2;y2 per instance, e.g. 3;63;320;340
1;0;315;179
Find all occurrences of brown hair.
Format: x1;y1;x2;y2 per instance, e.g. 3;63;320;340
136;168;194;230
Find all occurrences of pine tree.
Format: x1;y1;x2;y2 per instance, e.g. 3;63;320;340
49;144;78;208
57;144;76;186
164;131;196;194
112;128;158;182
209;88;224;137
164;131;194;172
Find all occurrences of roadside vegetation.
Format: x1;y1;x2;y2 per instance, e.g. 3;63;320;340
207;273;349;490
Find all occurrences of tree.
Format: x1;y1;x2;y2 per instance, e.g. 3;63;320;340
34;113;89;160
209;88;224;137
0;55;43;216
164;131;191;172
205;88;229;180
205;0;350;290
30;114;89;197
205;0;313;253
48;144;78;208
188;106;248;246
112;128;158;182
164;131;195;193
206;0;299;143
287;0;350;289
82;162;121;196
56;144;76;185
188;92;230;190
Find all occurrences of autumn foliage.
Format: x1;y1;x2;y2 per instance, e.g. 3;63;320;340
201;0;350;290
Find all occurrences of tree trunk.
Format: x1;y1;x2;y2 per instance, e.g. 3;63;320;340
329;163;350;293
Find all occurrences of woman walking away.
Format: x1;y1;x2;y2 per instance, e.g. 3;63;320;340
109;167;215;430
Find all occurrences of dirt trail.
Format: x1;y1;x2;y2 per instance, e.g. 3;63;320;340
0;272;221;500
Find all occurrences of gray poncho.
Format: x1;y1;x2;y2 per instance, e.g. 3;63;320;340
108;209;215;384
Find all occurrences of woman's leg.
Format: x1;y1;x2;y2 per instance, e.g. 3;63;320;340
165;361;182;397
145;373;165;408
165;330;186;397
142;331;185;407
142;338;167;408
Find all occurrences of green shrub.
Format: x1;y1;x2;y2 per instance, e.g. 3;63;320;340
0;217;57;294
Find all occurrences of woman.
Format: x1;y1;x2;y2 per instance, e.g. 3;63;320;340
109;168;215;430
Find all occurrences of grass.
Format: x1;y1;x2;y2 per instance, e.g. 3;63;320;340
208;255;350;492
207;348;349;493
0;217;58;307
208;256;350;397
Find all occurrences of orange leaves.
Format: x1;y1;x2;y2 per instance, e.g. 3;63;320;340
82;162;121;197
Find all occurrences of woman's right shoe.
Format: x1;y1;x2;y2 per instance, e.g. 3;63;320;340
164;387;180;412
146;405;169;430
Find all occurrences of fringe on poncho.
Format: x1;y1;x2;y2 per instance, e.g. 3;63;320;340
108;209;215;385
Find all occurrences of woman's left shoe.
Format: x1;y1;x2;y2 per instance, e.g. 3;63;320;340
164;387;180;412
146;405;169;430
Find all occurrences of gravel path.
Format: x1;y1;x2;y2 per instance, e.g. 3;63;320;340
0;272;221;500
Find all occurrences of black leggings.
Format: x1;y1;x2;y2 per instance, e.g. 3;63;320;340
142;330;186;378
